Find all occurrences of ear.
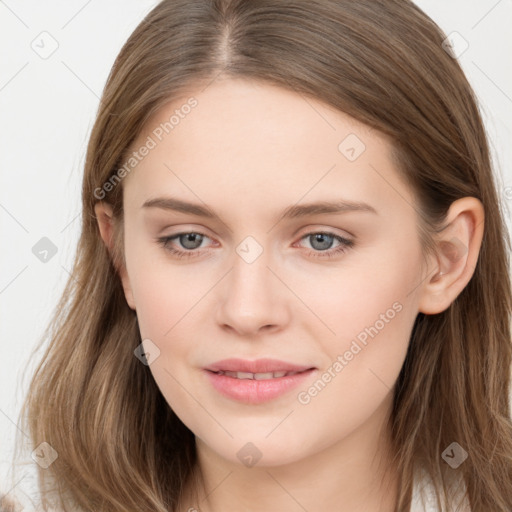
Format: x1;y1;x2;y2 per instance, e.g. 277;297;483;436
418;197;484;315
94;202;136;310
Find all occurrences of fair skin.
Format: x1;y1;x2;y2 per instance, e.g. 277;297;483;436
95;78;484;512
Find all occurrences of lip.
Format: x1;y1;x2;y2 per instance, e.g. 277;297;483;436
205;358;314;374
204;358;317;404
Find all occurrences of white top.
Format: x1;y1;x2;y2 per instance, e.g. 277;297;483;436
410;469;471;512
410;477;441;511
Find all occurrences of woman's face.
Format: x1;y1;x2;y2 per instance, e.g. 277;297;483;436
118;78;428;467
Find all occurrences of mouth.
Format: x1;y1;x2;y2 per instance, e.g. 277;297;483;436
203;359;317;404
209;369;311;380
205;357;315;375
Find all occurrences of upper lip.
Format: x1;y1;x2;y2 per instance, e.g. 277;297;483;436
205;358;315;374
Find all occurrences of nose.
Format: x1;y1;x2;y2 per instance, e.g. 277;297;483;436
214;245;290;337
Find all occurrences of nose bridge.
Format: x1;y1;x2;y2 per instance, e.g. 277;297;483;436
215;235;288;335
233;238;271;293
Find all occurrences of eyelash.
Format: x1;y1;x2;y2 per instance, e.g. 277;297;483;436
156;231;354;260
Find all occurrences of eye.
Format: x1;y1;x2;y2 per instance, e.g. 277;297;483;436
156;232;212;259
295;232;354;259
156;230;354;260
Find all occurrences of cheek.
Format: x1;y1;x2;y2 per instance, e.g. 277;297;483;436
125;232;209;339
293;245;420;427
134;274;203;340
285;234;421;346
129;261;207;430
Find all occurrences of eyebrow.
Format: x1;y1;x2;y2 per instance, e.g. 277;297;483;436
142;197;378;222
142;197;377;223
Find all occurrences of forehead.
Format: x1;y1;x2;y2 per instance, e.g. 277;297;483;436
136;77;379;159
122;78;414;222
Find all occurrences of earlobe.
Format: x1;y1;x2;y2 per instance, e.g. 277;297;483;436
418;197;484;315
94;201;136;311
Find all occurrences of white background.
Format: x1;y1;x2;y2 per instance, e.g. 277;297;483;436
1;0;511;500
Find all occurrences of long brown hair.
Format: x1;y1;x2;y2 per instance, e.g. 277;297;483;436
15;0;512;510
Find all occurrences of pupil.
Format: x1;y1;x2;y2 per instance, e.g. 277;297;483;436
181;233;202;249
312;233;332;251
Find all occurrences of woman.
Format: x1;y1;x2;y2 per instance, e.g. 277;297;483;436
7;0;512;510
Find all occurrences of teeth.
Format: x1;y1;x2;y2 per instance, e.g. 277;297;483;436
254;372;274;380
219;370;298;379
236;372;254;380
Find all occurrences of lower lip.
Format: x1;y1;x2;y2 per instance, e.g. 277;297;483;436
204;369;317;404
